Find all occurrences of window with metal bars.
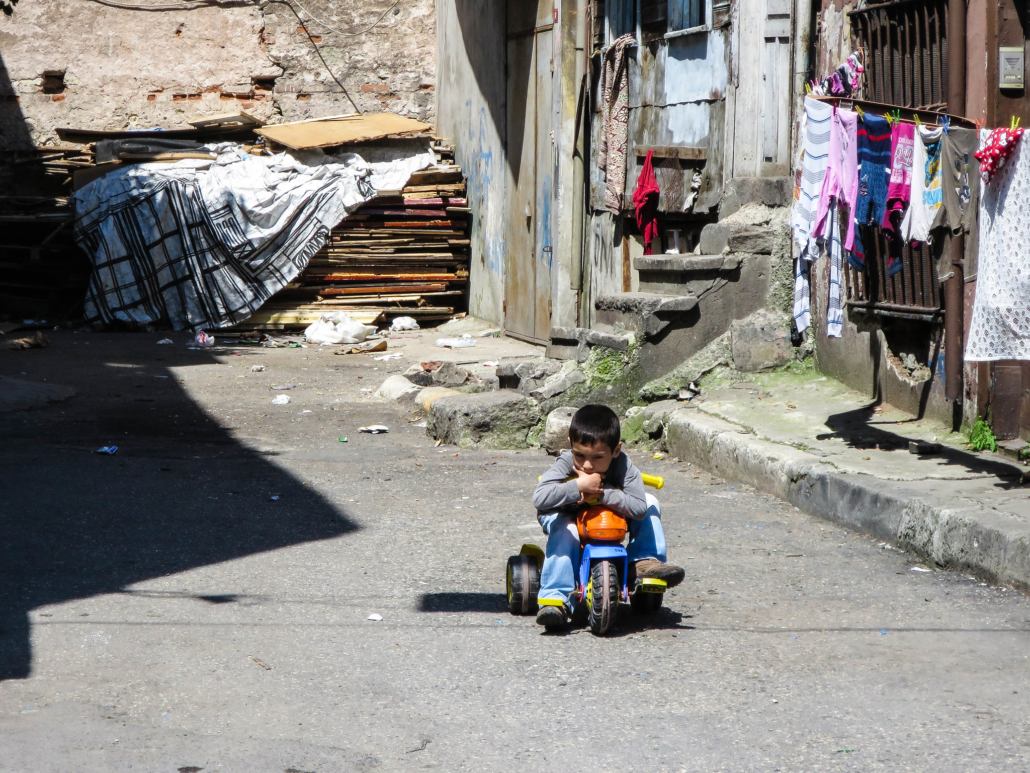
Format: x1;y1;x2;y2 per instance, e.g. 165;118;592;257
850;0;949;111
844;225;943;319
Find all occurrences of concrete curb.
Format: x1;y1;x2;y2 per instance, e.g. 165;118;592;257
664;407;1030;590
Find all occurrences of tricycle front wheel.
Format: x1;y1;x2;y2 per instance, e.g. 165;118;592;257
586;559;620;635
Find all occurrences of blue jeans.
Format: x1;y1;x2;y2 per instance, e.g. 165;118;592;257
537;493;666;611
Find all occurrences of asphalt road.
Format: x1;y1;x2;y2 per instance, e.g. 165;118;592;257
2;331;1029;772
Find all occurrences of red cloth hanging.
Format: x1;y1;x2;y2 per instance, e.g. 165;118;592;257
633;150;661;255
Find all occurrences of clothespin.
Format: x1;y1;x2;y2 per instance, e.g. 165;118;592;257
914;113;921;128
1011;115;1021;130
856;105;865;120
941;115;950;134
805;83;812;95
975;117;985;131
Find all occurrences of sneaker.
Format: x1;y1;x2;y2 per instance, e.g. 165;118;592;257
635;558;685;588
536;602;569;630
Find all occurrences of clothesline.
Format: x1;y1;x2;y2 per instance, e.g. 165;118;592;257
810;96;976;130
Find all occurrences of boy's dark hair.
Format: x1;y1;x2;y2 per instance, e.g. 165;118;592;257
569;404;621;451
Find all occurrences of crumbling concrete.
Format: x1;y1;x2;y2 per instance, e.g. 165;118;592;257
0;0;436;150
427;389;542;449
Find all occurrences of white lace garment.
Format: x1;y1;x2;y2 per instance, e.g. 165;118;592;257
965;129;1030;361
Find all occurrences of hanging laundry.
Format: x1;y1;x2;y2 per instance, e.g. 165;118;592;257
809;52;864;97
790;97;833;333
633;150;660;255
598;33;636;214
899;125;944;244
814;107;858;250
855;114;892;229
824;201;846;338
881;122;915;233
975;125;1024;184
934;126;981;280
965;129;1030;361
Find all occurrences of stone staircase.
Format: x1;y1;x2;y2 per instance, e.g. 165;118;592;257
546;204;790;389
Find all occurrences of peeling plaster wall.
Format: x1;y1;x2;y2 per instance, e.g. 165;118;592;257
814;0;855;81
0;0;435;151
434;0;506;326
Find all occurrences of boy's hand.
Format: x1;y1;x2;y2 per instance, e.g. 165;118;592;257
575;469;604;498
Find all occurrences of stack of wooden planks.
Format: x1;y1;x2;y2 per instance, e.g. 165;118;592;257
245;142;470;330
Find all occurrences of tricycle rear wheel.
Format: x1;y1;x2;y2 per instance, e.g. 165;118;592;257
506;554;540;615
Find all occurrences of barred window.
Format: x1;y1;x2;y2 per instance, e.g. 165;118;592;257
850;0;949;111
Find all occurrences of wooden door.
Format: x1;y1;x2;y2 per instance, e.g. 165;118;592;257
761;0;792;175
504;0;554;343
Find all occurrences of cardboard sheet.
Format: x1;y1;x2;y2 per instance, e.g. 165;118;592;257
256;113;432;150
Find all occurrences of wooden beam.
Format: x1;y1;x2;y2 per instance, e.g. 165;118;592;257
633;144;707;160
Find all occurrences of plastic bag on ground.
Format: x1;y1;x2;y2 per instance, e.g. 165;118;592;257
304;312;378;345
436;334;475;348
194;330;215;347
390;316;420;331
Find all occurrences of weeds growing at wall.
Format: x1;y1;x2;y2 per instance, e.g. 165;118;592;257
968;419;998;453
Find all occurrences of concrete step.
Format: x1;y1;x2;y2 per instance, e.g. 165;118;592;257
546;326;635;361
594;292;698;338
634;254;741;294
634;254;741;273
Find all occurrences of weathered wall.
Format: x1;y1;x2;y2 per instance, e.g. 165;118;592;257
435;0;506;325
0;0;435;150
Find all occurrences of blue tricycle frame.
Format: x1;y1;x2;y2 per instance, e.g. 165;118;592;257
578;543;630;602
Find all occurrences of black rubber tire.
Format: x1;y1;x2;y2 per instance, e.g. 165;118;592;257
587;559;620;635
506;554;540;615
630;589;664;615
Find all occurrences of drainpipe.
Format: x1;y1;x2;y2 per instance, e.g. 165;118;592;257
945;0;966;403
570;1;588;326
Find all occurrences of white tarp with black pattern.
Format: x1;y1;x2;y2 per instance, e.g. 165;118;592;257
71;143;434;330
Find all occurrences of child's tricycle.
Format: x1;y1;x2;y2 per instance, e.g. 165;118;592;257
505;473;666;635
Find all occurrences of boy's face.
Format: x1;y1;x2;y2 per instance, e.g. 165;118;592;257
571;440;622;476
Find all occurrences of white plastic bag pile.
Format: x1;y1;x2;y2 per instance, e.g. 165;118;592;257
304;312;378;345
390;316;419;331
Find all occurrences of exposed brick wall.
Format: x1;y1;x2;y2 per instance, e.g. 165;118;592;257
0;0;436;150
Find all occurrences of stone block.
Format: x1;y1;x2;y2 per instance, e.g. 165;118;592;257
529;368;586;401
515;359;562;381
373;374;421;404
699;223;774;255
427;389;542;449
432;361;468;387
543;406;576;455
730;312;793;372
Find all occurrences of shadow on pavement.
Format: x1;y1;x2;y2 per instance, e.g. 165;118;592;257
0;333;358;681
822;404;1024;480
416;592;510;613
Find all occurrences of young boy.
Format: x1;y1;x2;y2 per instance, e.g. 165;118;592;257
532;404;684;629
